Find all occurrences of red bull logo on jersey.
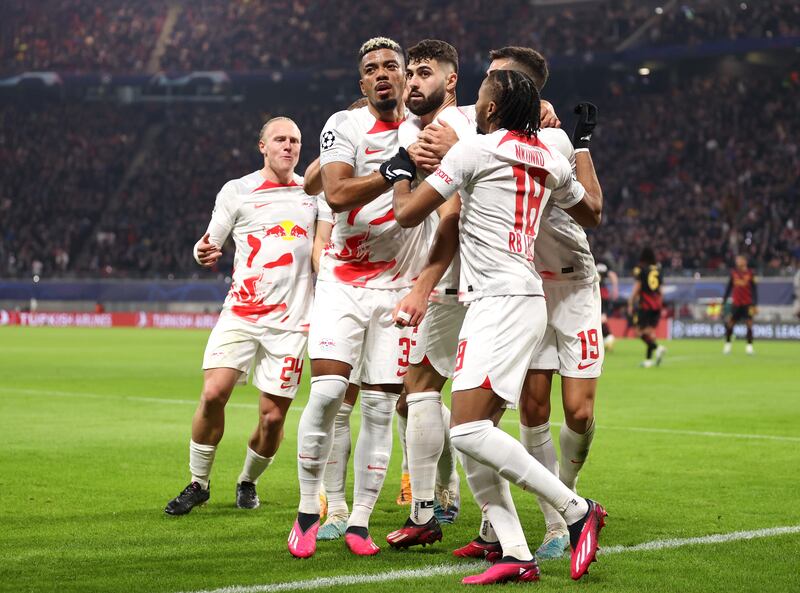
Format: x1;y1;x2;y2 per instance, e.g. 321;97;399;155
263;221;309;241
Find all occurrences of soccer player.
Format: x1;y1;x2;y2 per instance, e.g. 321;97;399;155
381;69;607;584
722;255;758;355
596;258;619;351
288;37;428;558
164;117;330;515
384;39;473;549
628;247;666;367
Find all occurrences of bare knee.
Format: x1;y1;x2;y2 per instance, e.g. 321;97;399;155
259;407;286;435
200;382;233;410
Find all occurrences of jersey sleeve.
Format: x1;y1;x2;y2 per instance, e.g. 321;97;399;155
319;111;356;168
206;181;238;246
316;193;334;224
549;154;586;210
541;128;576;168
425;140;476;199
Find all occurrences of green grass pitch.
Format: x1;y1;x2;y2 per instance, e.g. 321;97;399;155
1;327;799;593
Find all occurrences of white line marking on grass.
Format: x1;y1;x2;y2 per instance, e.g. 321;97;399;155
6;387;800;441
177;525;800;593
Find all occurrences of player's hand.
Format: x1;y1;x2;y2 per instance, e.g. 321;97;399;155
540;100;561;129
379;148;416;184
393;288;429;327
195;233;222;268
418;121;458;159
407;142;440;174
572;102;598;150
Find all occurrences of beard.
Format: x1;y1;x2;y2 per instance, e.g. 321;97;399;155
407;86;446;117
373;97;398;112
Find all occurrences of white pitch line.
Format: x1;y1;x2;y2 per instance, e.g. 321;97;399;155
177;525;800;593
4;387;800;442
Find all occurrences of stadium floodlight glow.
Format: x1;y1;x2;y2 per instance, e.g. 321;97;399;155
639;67;651;76
655;6;664;14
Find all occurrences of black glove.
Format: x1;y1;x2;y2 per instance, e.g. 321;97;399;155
379;148;416;184
572;102;598;150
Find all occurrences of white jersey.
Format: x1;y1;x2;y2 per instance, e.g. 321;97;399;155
317;105;427;289
398;105;475;303
204;170;319;331
426;129;586;302
534;128;597;283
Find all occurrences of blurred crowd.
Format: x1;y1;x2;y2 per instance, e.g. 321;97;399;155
3;0;799;74
588;69;800;275
1;65;797;280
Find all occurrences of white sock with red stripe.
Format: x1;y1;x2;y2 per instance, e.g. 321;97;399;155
450;420;589;526
348;390;395;529
323;402;353;516
519;422;568;530
460;448;531;561
296;375;348;514
559;419;595;492
407;391;443;524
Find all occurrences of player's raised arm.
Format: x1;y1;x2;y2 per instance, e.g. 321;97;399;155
379;148;447;227
563;103;603;228
393;197;461;326
321;162;389;213
303;157;322;196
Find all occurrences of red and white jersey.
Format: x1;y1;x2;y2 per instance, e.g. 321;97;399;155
425;129;586;302
398;105;475;303
317;105;428;289
534;128;597;283
204;170;320;331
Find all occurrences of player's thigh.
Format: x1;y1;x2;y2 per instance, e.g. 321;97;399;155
361;287;412;387
251;328;308;399
452;295;547;407
203;314;260;376
409;301;466;381
550;282;604;379
451;387;507;426
308;280;368;370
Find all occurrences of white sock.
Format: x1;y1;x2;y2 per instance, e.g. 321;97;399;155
348;390;395;529
519;422;567;531
323;402;353;516
436;403;459;492
189;440;216;489
296;375;348;514
407;391;443;524
238;447;273;485
451;420;589;526
397;412;409;474
460;450;531;560
480;512;498;543
559;419;596;492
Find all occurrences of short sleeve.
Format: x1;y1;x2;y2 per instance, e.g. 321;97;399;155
549;154;585;210
206;181;238;247
319;111;356;167
436;107;475;140
425;140;475;199
316;194;334;224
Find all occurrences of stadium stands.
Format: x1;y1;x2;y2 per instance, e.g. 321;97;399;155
3;1;798;74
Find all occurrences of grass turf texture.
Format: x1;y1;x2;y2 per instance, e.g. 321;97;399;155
1;327;799;593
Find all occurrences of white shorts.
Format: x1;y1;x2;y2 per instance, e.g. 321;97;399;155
529;281;604;379
452;295;547;405
203;313;308;398
409;301;467;378
308;280;412;385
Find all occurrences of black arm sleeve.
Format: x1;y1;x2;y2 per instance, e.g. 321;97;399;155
723;276;732;302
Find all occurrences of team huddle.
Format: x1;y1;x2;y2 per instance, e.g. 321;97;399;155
165;37;610;585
